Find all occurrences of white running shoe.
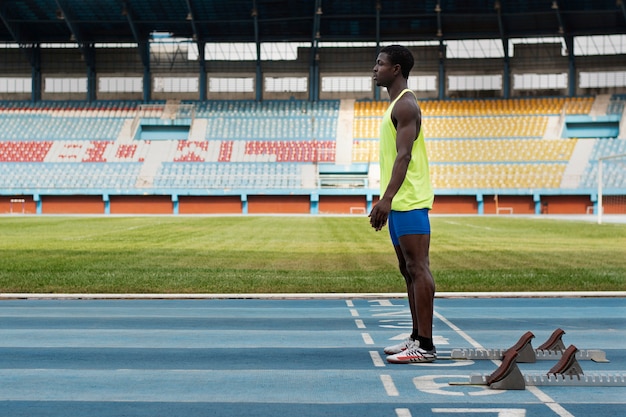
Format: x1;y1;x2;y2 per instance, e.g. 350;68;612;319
383;337;418;355
386;346;437;364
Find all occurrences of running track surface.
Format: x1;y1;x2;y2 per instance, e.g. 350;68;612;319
0;296;623;417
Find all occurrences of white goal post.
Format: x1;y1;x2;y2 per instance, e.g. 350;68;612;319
597;152;626;225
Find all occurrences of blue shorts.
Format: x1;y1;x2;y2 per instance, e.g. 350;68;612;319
388;208;431;245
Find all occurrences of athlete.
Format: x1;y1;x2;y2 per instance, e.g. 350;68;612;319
369;45;437;363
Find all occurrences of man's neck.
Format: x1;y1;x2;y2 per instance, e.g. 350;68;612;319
386;81;408;102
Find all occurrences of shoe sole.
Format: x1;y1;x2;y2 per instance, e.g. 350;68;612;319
386;355;437;364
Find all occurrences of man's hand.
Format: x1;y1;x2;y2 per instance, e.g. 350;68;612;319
369;198;392;231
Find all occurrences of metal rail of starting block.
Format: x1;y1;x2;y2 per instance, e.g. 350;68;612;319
450;343;626;390
450;347;609;363
466;373;626;388
446;328;609;363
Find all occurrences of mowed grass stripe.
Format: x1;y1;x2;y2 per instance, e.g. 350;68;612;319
0;216;624;293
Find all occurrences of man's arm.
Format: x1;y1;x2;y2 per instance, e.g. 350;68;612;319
369;94;421;231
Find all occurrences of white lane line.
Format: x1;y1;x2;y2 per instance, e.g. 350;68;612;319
527;386;575;417
370;300;398;307
345;300;354;307
350;309;359;317
434;311;483;349
395;408;412;417
355;319;365;329
361;333;374;345
434;310;574;417
369;350;385;367
432;409;525;416
380;374;399;396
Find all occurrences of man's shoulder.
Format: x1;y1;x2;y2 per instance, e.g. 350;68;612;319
392;91;420;117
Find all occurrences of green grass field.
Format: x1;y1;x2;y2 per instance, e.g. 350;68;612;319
0;215;624;294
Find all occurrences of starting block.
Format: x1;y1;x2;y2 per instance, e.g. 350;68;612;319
455;344;626;390
450;337;626;390
449;328;609;363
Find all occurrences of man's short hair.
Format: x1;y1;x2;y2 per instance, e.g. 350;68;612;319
380;45;414;79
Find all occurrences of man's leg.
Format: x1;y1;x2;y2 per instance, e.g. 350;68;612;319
393;244;419;338
386;232;437;363
383;241;420;355
397;233;434;342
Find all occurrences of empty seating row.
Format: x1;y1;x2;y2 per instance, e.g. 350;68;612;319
580;162;626;189
172;140;336;163
191;100;340;118
430;162;567;189
0;139;334;163
203;116;337;140
0;141;52;162
354;115;549;139
607;94;626;115
173;141;212;162
243;140;335;162
587;138;626;161
154;162;305;189
352;138;577;163
0;162;141;190
0;140;150;162
355;96;594;117
0;100;141;117
0;115;126;141
579;138;626;189
428;138;576;162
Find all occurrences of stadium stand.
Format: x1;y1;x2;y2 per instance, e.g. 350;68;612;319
352;97;597;190
0;0;623;215
0;96;623;194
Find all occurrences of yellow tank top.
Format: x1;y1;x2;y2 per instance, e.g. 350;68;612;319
379;89;434;211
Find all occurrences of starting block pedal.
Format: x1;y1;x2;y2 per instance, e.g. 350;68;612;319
547;345;584;376
449;328;609;363
451;343;626;390
486;349;525;390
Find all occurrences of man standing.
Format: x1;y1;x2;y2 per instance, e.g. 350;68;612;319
369;45;436;363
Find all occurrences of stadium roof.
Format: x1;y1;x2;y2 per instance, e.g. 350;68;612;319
0;0;624;45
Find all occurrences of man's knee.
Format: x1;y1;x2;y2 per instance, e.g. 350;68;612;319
405;258;430;281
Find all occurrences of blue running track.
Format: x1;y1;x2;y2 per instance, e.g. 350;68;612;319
0;296;624;417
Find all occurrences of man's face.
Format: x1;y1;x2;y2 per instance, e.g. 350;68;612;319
373;52;397;87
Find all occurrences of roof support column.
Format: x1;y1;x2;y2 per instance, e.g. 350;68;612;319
502;43;510;99
552;1;575;97
252;2;262;102
374;0;381;101
30;45;42;102
438;42;445;100
198;41;206;101
436;1;445;99
55;0;97;101
121;0;151;102
495;1;510;99
309;0;322;102
566;35;576;97
141;42;151;102
85;43;96;102
184;0;205;101
0;7;42;102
